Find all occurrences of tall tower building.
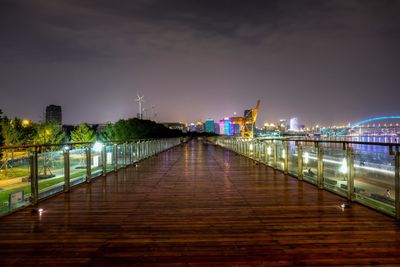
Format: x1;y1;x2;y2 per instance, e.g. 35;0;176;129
289;117;299;131
45;105;62;124
205;119;215;133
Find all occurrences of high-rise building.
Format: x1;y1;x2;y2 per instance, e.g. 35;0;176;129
45;105;62;124
278;119;287;132
214;123;220;134
205;119;215;133
289;117;299;131
196;121;204;133
219;117;233;136
188;123;196;132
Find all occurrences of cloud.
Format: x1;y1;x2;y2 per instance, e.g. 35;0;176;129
0;0;399;125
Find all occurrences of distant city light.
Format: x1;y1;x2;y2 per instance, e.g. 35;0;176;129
21;119;31;127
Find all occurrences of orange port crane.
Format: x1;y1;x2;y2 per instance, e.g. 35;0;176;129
231;100;261;138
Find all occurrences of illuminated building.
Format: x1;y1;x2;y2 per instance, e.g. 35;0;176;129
219;117;236;136
289;117;299;131
278;119;287;132
189;123;196;132
214;123;220;134
205;119;215;133
196;121;204;133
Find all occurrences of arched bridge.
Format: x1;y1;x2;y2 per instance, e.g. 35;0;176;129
333;115;400;136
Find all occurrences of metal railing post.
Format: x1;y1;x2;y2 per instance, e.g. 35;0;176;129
297;144;303;180
284;142;289;175
395;150;399;220
30;147;39;205
102;145;107;174
347;147;355;201
129;143;133;164
123;143;127;166
63;146;70;192
86;147;91;183
273;143;278;169
114;144;118;171
262;142;268;165
136;141;142;161
317;146;324;189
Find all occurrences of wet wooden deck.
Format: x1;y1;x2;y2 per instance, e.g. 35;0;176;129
1;140;400;266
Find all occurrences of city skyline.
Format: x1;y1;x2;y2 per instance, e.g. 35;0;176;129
1;0;399;126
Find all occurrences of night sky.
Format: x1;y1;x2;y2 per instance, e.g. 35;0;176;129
1;0;399;126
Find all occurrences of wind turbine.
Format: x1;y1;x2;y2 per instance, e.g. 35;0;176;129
135;94;144;119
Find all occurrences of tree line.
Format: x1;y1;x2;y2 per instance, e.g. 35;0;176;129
0;109;182;147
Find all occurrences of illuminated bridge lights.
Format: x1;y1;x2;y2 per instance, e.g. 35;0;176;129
335;116;400;136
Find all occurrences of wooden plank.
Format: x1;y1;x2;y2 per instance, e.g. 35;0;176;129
0;140;399;266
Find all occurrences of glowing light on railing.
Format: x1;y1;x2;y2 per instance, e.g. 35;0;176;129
282;149;285;159
249;143;253;151
304;152;309;164
295;153;394;175
267;146;272;155
92;142;103;152
339;158;347;174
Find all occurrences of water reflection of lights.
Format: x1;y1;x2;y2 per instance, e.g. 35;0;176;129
339;158;347;174
303;152;309;164
301;154;394;175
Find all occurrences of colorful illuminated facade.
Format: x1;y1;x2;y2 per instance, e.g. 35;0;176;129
205;119;215;133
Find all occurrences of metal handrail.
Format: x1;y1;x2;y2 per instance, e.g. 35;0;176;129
222;136;400;147
0;137;184;150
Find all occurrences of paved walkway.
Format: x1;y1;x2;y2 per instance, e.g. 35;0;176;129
1;140;400;266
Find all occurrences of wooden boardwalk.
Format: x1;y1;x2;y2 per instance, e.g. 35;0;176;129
1;140;400;266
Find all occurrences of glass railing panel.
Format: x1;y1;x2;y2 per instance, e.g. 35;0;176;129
105;145;114;173
131;143;138;163
117;144;124;168
125;144;131;165
288;141;298;177
276;141;284;171
249;142;255;159
353;145;395;216
38;149;64;199
69;148;87;187
322;147;347;196
265;143;274;167
302;145;318;184
0;148;31;215
259;142;266;164
90;148;103;178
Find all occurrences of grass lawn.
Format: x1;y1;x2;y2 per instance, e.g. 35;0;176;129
0;170;87;208
0;166;30;180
